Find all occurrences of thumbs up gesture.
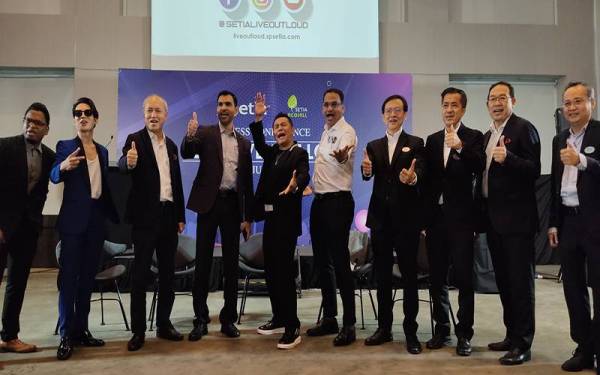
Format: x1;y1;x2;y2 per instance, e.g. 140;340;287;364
444;125;462;150
400;158;417;185
60;147;85;172
492;135;507;164
127;141;138;169
560;141;580;166
187;112;199;138
362;149;372;176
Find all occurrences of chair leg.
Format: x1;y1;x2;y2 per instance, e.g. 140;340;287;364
428;288;435;336
296;247;302;299
99;285;105;326
316;300;323;323
358;286;365;330
115;280;130;331
149;283;158;331
237;275;249;325
448;300;457;332
54;319;59;335
367;289;378;320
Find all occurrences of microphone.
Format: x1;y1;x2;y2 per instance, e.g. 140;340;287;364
105;135;114;148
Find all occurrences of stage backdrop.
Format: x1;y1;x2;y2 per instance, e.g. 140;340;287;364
117;69;412;245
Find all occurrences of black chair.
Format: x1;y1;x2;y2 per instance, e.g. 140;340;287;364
237;233;265;324
54;240;130;334
316;230;378;329
148;234;196;331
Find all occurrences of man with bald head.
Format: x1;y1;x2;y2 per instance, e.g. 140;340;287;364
118;94;186;351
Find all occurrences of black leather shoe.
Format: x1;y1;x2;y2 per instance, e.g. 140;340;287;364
406;335;422;354
156;325;184;341
364;328;393;346
220;323;240;338
306;317;339;337
56;337;73;360
488;338;511;351
127;334;145;352
333;325;356;346
456;337;472;356
426;331;451;349
75;330;105;347
561;348;594;371
499;348;531;365
188;322;208;342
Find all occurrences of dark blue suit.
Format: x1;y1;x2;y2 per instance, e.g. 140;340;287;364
50;137;118;338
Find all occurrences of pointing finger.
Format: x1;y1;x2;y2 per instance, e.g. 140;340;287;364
408;158;416;173
68;147;81;158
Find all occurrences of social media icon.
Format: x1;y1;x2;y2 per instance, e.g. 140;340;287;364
219;0;241;11
284;0;305;12
252;0;273;12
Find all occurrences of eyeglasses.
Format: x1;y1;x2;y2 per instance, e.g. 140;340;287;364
384;107;404;115
73;109;94;118
23;117;47;127
563;98;589;108
488;95;510;104
322;101;341;109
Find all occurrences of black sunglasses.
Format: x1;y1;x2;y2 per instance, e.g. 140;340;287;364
73;109;94;118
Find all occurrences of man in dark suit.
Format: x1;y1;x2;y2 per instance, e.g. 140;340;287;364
361;94;425;354
250;93;310;349
119;95;186;351
482;81;541;365
548;81;600;374
0;103;55;353
181;90;253;340
423;87;485;356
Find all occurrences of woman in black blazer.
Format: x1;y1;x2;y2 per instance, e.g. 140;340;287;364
249;93;309;350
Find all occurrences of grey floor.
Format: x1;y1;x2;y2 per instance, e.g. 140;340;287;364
0;265;590;375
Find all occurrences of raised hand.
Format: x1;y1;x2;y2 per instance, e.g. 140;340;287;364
330;144;352;163
492;135;507;164
60;147;85;172
186;112;199;138
127;141;138;169
362;149;372;176
400;158;417;185
254;92;268;122
560;141;580;166
444;125;462;150
279;170;298;196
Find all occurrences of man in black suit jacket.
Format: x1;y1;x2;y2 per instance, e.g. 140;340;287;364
548;82;600;373
250;93;309;349
0;102;55;353
361;94;425;354
119;95;186;351
423;88;485;356
181;90;253;340
482;81;541;365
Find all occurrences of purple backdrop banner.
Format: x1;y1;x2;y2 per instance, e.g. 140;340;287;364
117;69;412;245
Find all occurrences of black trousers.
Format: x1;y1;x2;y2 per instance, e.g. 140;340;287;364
426;207;475;339
130;202;178;335
0;218;39;341
193;193;240;325
309;192;356;326
371;223;420;335
263;213;300;330
487;228;535;350
559;212;600;357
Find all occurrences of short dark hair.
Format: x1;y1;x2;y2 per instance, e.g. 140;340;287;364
441;87;467;108
564;81;595;99
322;88;344;104
381;94;408;114
217;90;238;107
72;97;99;119
488;81;515;100
273;112;293;127
24;102;50;126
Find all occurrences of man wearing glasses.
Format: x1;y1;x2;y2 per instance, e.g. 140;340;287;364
0;103;55;353
306;88;358;346
548;82;600;374
482;81;541;365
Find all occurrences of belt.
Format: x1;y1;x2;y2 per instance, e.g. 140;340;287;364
218;189;237;198
159;200;173;207
561;205;581;216
314;191;351;200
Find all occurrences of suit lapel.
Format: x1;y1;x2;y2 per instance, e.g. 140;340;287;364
17;136;28;192
434;130;445;170
141;129;159;172
390;131;408;167
215;126;224;168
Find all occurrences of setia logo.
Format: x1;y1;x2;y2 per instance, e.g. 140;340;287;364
287;95;308;119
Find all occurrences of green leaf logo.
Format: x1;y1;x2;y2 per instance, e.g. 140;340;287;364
287;95;298;109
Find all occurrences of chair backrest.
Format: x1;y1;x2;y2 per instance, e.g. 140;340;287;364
174;234;196;269
103;241;128;257
348;230;369;266
239;233;264;269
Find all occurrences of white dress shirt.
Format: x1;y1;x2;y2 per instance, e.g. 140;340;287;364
483;118;509;198
147;129;174;202
87;157;102;199
219;122;239;191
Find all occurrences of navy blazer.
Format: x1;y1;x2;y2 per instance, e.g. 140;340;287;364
50;137;119;234
480;113;541;234
181;124;254;222
549;120;600;233
362;130;426;232
0;135;55;240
